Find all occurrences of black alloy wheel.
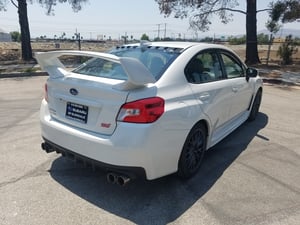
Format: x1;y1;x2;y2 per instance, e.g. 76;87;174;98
178;123;207;179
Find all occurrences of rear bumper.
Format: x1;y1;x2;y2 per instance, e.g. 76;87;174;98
41;138;146;179
40;100;188;180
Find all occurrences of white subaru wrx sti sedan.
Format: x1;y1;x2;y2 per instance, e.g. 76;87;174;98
36;42;263;185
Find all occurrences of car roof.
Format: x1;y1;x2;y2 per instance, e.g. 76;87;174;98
119;41;232;52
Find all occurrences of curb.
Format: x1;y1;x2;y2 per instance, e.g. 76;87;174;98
0;71;48;79
262;77;300;86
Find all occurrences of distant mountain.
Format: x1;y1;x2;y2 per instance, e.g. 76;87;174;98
258;28;300;38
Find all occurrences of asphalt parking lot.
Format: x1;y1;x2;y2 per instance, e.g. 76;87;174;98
0;76;299;225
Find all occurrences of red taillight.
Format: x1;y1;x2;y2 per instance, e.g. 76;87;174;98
44;83;48;102
117;97;165;123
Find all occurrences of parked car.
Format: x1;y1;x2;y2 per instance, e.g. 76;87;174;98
36;41;263;185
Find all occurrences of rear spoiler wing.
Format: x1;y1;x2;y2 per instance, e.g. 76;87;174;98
35;50;156;90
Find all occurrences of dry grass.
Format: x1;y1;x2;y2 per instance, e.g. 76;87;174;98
1;42;300;76
0;41;112;62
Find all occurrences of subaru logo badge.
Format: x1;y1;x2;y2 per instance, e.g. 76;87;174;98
70;88;78;96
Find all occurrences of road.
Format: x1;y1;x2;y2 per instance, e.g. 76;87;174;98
0;77;299;225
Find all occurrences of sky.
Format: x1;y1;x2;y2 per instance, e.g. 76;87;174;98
0;0;299;40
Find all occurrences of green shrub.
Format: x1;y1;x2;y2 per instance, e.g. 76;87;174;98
23;67;38;73
10;31;21;42
277;35;298;65
228;35;246;45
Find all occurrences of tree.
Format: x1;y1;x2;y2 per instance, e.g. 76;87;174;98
155;0;273;64
11;0;33;61
266;0;300;64
141;33;150;41
10;31;21;42
0;0;88;61
268;0;300;23
265;15;281;65
201;36;214;43
266;1;300;35
245;0;261;64
266;0;300;31
0;0;6;10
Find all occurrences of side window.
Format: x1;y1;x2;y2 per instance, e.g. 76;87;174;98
221;53;245;78
185;51;222;84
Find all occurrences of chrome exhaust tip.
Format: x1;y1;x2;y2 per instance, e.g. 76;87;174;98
106;172;131;186
41;142;55;153
107;173;117;184
116;175;130;186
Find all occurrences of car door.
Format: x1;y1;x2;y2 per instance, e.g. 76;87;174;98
219;50;253;120
185;50;234;137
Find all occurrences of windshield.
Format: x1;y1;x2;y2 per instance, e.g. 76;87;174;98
73;45;182;81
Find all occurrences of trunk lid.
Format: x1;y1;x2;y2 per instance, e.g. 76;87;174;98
36;51;156;135
46;74;127;135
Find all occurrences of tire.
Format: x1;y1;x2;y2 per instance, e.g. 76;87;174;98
248;90;262;121
178;123;207;179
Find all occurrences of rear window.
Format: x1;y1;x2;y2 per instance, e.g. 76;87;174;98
111;46;181;80
73;58;127;80
72;45;182;80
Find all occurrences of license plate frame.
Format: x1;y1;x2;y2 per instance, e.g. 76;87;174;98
65;102;89;124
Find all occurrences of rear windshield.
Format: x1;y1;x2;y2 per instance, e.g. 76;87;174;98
72;45;182;81
73;58;127;80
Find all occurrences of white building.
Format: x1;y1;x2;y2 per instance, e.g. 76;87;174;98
0;28;12;42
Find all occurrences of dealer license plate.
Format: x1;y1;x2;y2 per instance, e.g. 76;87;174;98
66;102;88;124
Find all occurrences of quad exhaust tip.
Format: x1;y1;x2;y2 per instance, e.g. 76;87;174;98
107;172;131;186
42;142;132;186
41;142;55;153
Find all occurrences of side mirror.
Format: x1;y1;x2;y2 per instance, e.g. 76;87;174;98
246;67;258;82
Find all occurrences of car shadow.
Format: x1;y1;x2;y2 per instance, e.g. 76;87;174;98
49;112;269;225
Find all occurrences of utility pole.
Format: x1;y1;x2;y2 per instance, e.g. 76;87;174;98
157;24;161;39
122;32;128;44
74;29;82;50
156;23;167;40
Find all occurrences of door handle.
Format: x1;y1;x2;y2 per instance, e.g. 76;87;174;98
232;87;238;93
199;93;210;101
232;84;244;93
